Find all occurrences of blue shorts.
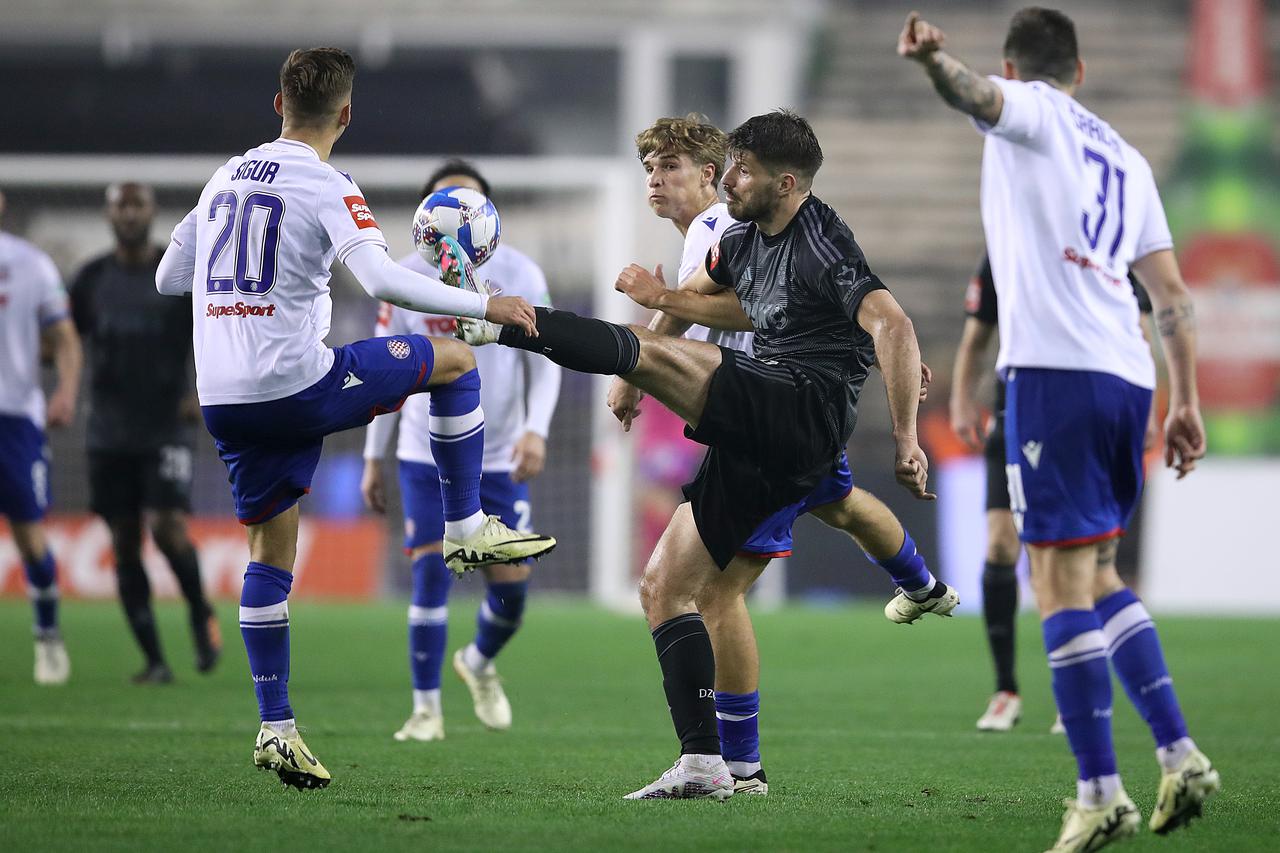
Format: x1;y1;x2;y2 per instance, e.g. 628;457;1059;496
0;414;51;523
202;336;435;524
1004;367;1151;547
399;461;531;552
738;452;854;558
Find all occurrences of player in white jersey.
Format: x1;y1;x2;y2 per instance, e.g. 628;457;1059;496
606;115;955;796
361;160;561;743
0;190;81;686
902;9;1215;850
154;48;554;790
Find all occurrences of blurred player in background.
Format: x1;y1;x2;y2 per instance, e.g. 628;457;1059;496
903;9;1217;849
951;254;1160;733
156;47;553;790
70;182;220;684
362;160;561;742
472;110;935;800
0;188;81;685
623;114;954;795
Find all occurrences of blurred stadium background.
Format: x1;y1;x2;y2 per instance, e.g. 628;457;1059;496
1;0;1277;614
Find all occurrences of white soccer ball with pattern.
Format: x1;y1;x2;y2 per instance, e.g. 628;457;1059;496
412;187;502;268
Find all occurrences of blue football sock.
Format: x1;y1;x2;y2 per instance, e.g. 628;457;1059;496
872;531;935;595
428;368;484;527
1096;588;1189;749
239;562;294;722
1044;609;1117;782
409;552;452;691
23;551;58;634
473;580;527;660
715;690;761;770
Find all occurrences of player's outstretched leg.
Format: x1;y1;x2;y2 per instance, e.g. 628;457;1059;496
14;525;69;686
428;362;555;572
238;517;330;790
1094;585;1218;834
397;548;452;742
454;573;526;731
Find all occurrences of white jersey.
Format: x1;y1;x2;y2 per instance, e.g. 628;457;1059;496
679;202;753;355
976;77;1172;389
171;138;389;405
0;232;69;426
363;244;561;471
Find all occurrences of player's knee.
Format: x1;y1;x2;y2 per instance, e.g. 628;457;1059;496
107;519;144;561
986;512;1021;565
150;514;190;554
9;522;46;563
428;337;477;385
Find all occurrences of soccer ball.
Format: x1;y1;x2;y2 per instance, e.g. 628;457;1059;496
412;187;501;268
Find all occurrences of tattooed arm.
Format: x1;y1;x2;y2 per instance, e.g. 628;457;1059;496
1131;249;1205;478
897;12;1004;125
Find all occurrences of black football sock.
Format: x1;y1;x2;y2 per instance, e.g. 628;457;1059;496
982;561;1019;694
117;559;165;666
652;613;720;756
161;543;212;624
498;307;640;376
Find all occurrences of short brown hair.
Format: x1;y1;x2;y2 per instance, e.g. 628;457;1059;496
1004;7;1078;85
635;114;729;184
279;47;356;124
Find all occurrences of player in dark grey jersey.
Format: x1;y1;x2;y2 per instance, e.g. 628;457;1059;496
469;110;933;799
70;182;220;683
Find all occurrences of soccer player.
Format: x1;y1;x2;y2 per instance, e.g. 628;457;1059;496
622;114;955;794
455;110;934;799
70;182;220;684
155;47;555;790
362;160;562;742
952;254;1160;733
0;188;80;686
902;9;1217;848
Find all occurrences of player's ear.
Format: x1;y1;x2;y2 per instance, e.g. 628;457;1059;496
701;162;716;188
1002;58;1017;81
778;172;797;196
1073;59;1085;89
274;92;285;118
338;102;352;129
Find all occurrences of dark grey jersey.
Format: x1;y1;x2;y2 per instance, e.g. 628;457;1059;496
707;195;887;442
70;249;195;452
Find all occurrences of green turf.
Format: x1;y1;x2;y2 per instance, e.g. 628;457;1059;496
1;598;1277;851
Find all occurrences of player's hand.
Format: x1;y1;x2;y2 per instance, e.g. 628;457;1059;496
897;11;946;62
919;361;932;403
361;459;387;514
1164;404;1206;480
894;437;937;500
511;431;547;483
615;263;669;310
45;388;76;428
608;377;645;432
949;392;986;452
485;295;538;337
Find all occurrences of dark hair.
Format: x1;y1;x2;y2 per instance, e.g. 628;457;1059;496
726;109;823;184
421;158;491;201
279;47;356;123
635;114;729;184
1003;7;1079;85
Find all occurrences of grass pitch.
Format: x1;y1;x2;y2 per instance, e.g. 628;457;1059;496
1;598;1277;851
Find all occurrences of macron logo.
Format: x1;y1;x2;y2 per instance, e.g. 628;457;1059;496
342;371;363;390
702;216;718;230
1021;440;1043;470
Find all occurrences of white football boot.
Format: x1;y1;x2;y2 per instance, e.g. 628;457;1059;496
1149;748;1219;835
884;582;960;624
624;754;735;801
731;769;769;796
437;236;502;345
443;514;556;574
34;633;70;685
976;691;1022;732
253;723;331;790
453;649;512;730
1044;788;1141;853
394;708;445;742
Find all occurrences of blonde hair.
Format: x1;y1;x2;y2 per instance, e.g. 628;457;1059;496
635;114;728;183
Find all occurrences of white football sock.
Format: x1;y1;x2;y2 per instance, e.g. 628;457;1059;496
1157;737;1196;772
264;718;297;737
1077;774;1121;809
413;688;442;716
445;511;485;542
462;642;490;674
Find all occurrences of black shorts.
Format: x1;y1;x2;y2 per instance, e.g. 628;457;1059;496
984;414;1010;512
681;348;844;569
88;447;194;518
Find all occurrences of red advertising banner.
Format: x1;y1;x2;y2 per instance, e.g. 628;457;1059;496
0;515;385;600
